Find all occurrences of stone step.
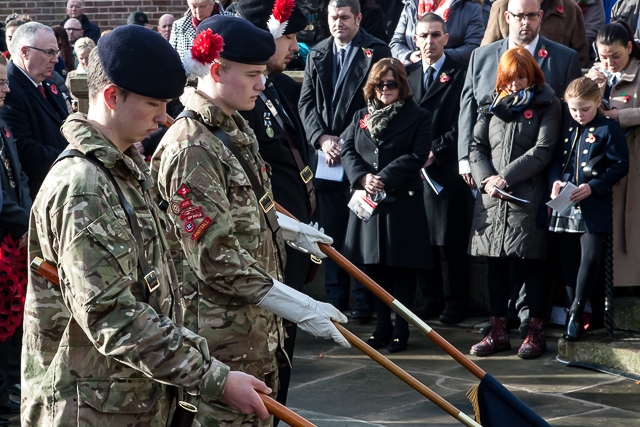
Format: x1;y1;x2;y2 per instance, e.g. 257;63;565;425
613;296;640;332
557;329;640;376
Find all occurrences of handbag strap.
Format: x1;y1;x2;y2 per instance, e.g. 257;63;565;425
53;149;159;293
258;90;316;214
175;110;287;268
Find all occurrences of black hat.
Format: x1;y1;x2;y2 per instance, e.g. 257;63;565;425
236;0;308;37
127;11;149;26
97;25;186;99
195;15;275;65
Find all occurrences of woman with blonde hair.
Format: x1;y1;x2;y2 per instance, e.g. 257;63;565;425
468;46;561;359
65;37;96;104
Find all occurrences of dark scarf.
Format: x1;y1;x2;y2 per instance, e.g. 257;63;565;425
488;87;534;122
366;99;404;140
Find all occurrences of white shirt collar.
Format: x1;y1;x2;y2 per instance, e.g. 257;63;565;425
14;62;40;87
422;53;447;76
333;40;353;53
508;34;540;58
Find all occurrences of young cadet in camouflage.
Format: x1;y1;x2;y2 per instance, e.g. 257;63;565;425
22;25;272;427
152;15;348;427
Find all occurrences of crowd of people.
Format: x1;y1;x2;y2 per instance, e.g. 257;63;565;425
0;0;638;426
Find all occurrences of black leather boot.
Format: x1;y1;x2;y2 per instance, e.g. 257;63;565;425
564;301;586;341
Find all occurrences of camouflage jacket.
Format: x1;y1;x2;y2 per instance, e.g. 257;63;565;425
23;113;229;427
152;88;285;380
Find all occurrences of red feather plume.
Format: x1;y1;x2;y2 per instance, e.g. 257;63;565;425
191;29;225;65
272;0;295;23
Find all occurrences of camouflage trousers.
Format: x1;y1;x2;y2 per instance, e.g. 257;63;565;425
191;368;278;427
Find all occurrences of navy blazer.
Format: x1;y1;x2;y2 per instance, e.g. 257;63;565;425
0;119;32;240
549;113;629;233
0;62;69;199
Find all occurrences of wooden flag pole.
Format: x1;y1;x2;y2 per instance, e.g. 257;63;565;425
259;394;317;427
333;322;481;427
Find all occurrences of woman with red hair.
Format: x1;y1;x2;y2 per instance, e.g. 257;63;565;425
468;46;561;359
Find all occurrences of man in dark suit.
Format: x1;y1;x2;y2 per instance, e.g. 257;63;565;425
0;22;70;199
457;0;582;334
60;0;101;43
299;0;391;319
236;0;316;415
406;13;471;324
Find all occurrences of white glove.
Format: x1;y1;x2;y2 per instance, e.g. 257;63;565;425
258;279;350;348
276;212;333;259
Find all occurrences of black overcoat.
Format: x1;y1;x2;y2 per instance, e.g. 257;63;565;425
0;62;69;199
341;99;434;268
240;73;313;287
299;29;391;192
407;56;472;246
0;119;31;241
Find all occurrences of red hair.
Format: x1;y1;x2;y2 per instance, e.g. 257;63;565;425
495;46;545;93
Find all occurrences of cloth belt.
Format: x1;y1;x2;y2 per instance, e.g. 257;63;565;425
259;91;316;214
53;149;159;293
175;110;287;269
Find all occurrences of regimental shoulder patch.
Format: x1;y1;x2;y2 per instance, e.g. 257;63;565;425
177;184;191;199
180;206;202;220
191;216;213;241
170;201;181;215
184;221;195;233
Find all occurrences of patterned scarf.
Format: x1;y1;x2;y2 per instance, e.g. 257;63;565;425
489;87;535;122
418;0;454;21
366;99;404;140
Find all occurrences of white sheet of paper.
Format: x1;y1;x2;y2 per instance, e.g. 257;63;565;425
421;168;443;195
495;186;530;203
546;182;578;212
316;151;344;182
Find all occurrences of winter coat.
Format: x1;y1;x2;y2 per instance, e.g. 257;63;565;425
390;0;485;64
469;83;561;259
341;99;434;268
593;58;640;286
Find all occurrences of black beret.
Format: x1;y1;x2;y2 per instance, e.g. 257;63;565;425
97;25;186;99
236;0;308;36
195;15;275;65
127;11;149;26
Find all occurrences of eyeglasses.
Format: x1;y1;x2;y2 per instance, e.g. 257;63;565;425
65;28;83;32
26;46;60;57
0;79;8;87
508;11;541;22
375;81;398;90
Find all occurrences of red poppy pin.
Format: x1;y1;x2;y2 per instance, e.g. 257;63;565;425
360;114;369;129
50;84;58;95
3;128;9;138
623;92;631;103
439;72;450;83
586;133;596;143
556;5;564;13
362;48;373;58
524;110;533;119
538;45;548;58
443;9;450;22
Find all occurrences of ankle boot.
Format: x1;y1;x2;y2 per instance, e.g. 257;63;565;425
518;318;546;359
564;302;586;341
470;316;511;357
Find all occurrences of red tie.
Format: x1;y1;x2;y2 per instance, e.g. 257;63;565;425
37;84;46;99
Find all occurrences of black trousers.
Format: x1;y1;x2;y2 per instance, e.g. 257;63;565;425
0;324;21;404
365;265;418;338
418;244;470;312
487;258;549;319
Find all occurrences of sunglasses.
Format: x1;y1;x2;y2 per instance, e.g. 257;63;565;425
375;81;398;90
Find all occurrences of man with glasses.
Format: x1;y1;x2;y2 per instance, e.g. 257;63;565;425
0;22;69;199
63;18;84;45
60;0;101;43
299;0;391;321
482;0;589;67
458;0;582;338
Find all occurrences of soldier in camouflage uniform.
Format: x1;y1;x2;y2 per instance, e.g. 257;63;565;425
22;25;272;427
152;15;348;427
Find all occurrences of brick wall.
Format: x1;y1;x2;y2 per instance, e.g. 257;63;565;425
0;1;190;31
